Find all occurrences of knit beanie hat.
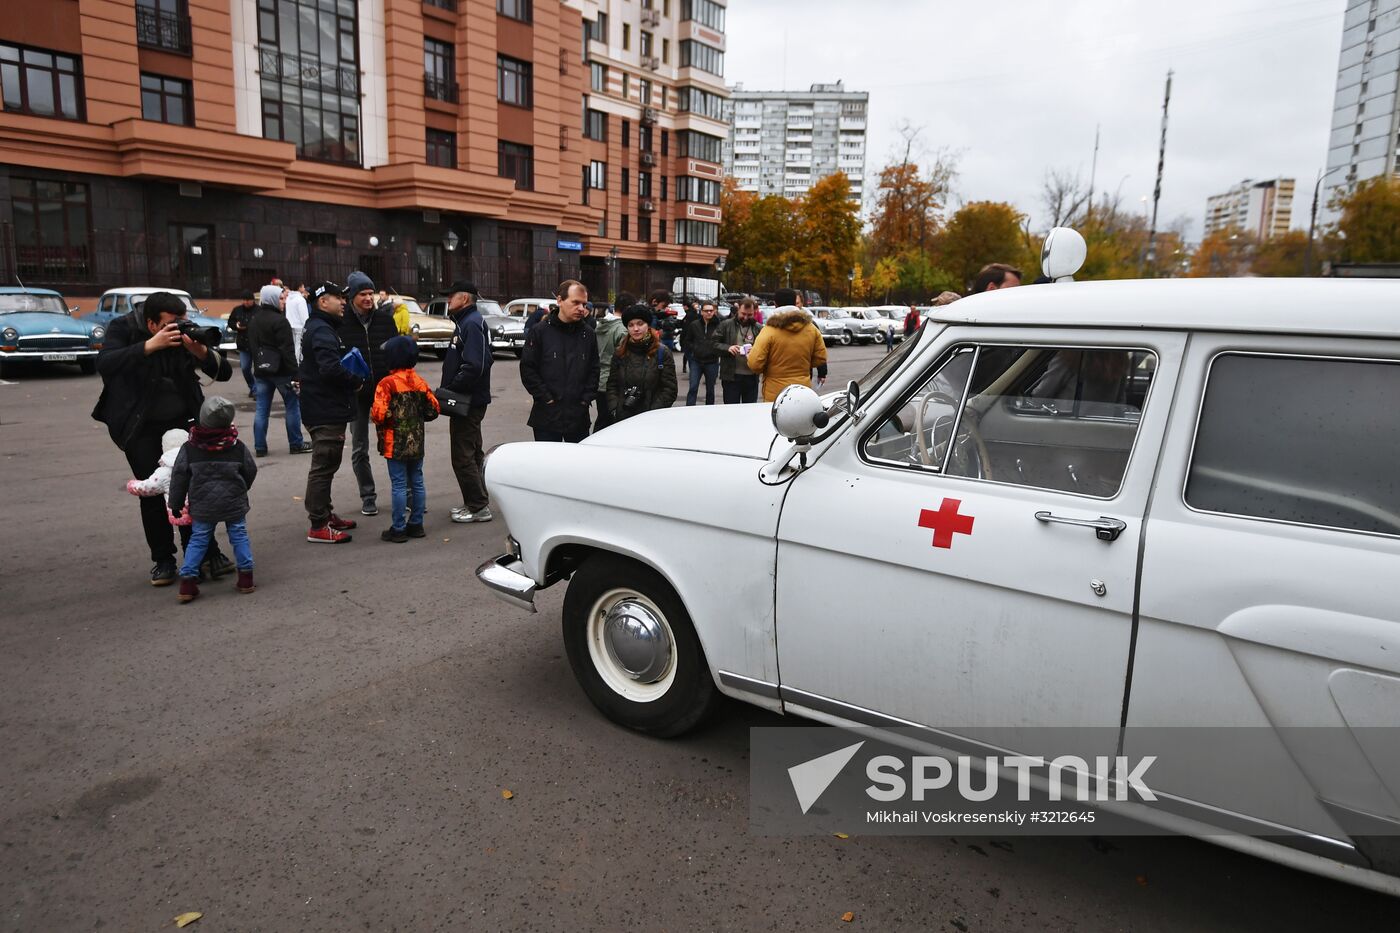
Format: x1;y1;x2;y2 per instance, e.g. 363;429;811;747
383;334;419;371
199;396;235;429
345;270;375;297
621;304;652;327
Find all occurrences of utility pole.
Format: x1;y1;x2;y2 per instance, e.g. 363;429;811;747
1087;124;1100;224
1142;71;1172;277
1304;169;1322;276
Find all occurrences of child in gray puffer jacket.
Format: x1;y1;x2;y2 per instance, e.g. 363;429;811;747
169;396;258;602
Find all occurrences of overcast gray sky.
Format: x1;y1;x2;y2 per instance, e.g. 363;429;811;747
725;0;1346;240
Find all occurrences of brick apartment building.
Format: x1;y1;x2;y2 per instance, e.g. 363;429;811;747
0;0;727;303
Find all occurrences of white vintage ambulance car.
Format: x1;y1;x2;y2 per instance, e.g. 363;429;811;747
477;232;1400;894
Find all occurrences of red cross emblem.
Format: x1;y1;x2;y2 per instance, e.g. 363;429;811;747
918;498;975;549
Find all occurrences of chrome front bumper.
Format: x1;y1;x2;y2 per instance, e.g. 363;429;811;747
475;554;537;613
1;348;97;360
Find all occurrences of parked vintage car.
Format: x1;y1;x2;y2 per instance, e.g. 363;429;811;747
391;295;454;356
86;287;235;351
0;287;103;376
475;231;1400;895
809;307;875;345
863;305;910;342
424;297;525;356
503;297;558;320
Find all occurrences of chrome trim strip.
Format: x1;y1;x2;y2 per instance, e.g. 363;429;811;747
474;554;537;614
718;671;781;699
0;349;97;358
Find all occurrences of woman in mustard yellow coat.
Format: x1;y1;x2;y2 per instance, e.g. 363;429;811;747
745;306;829;402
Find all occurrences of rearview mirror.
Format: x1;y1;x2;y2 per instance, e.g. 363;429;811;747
845;380;861;420
770;384;829;441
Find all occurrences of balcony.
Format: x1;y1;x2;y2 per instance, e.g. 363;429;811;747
136;6;192;55
259;47;360;94
424;74;459;103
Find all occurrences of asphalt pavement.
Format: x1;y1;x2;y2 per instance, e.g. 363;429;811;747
1;343;1397;931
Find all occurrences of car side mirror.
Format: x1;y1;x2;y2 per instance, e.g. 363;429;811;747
845;380;862;421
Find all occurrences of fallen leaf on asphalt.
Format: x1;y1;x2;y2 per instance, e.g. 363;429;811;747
501;789;514;799
443;538;451;542
174;912;203;928
292;496;302;501
833;832;849;839
840;911;855;923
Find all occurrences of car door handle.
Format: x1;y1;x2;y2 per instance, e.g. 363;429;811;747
1034;511;1128;542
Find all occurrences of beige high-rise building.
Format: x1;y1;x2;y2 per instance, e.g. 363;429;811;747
1203;178;1296;239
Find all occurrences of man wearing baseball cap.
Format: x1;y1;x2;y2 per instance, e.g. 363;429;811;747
298;281;363;543
438;280;494;523
339;269;398;517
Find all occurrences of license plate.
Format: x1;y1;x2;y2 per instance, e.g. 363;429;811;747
43;353;78;362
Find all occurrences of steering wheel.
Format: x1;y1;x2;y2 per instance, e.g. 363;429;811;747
913;392;993;479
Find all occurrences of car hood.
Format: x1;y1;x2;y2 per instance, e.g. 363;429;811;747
584;403;779;460
0;312;96;336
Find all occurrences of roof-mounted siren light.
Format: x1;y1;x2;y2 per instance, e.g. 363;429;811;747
1041;227;1087;282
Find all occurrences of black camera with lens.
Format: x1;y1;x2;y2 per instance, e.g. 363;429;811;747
175;319;222;348
621;385;644;413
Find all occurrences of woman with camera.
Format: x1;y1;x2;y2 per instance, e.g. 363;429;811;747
606;305;677;423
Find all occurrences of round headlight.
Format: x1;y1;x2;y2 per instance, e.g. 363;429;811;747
492;326;504;337
91;325;105;341
411;322;420;334
1;327;17;342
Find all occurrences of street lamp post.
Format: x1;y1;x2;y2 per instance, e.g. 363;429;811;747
715;255;726;299
442;230;459;289
609;246;620;301
784;260;792;289
847;268;855;305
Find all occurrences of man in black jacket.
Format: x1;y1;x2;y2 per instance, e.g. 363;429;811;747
299;281;363;543
249;283;310;457
338;269;398;516
682;300;725;406
518;280;599;443
437;280;494;524
227;290;257;397
95;290;234;585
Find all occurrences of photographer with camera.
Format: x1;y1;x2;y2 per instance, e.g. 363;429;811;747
606;305;676;423
95;290;234;586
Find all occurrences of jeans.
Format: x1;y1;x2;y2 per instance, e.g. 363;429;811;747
180;519;252;578
449;406;490;512
349;392;377;509
686;361;719;406
238;351;255;393
386;459;426;532
722;374;760;404
305;423;346;527
253;376;305;453
533;428;588;443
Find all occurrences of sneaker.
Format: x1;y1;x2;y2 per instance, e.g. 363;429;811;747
381;528;408;543
236;570;255;593
328;513;357;530
451;506;494;523
361;503;379;516
150;560;177;587
204;552;235;579
255;448;269;458
450;506;467;518
290;443;312;455
405;523;426;538
307;525;352;544
178;577;200;603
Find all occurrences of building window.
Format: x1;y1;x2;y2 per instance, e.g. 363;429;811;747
590;62;608;92
661;129;669;155
622;168;630;195
681;0;726;31
0;43;84;121
10;177;91;280
621;215;629;241
638;216;651;243
675;220;718;246
587;160;607;189
679;40;723;76
623;23;631;50
424;39;457;102
424;0;457;8
584;107;607;141
640;31;653;58
584;13;607;42
427;128;456;168
639;78;652;106
677;130;722;162
662;38;670;64
678;87;724;120
258;0;360;165
140;73;192;125
639;172;653;197
498;55;533;108
622;119;631;149
660;176;668;200
659;219;666;243
136;0;192;55
620;72;629;100
497;0;531;23
498;141;534;190
675;176;720;204
639;124;653;152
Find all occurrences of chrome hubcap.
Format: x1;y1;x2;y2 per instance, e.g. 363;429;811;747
602;599;673;683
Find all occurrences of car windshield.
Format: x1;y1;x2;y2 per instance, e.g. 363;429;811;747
819;325;925;434
0;293;66;314
131;293;198;314
478;300;502;315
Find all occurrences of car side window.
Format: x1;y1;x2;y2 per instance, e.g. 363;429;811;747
115;296;129;313
862;344;1157;498
98;296;112;312
1185;353;1400;536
